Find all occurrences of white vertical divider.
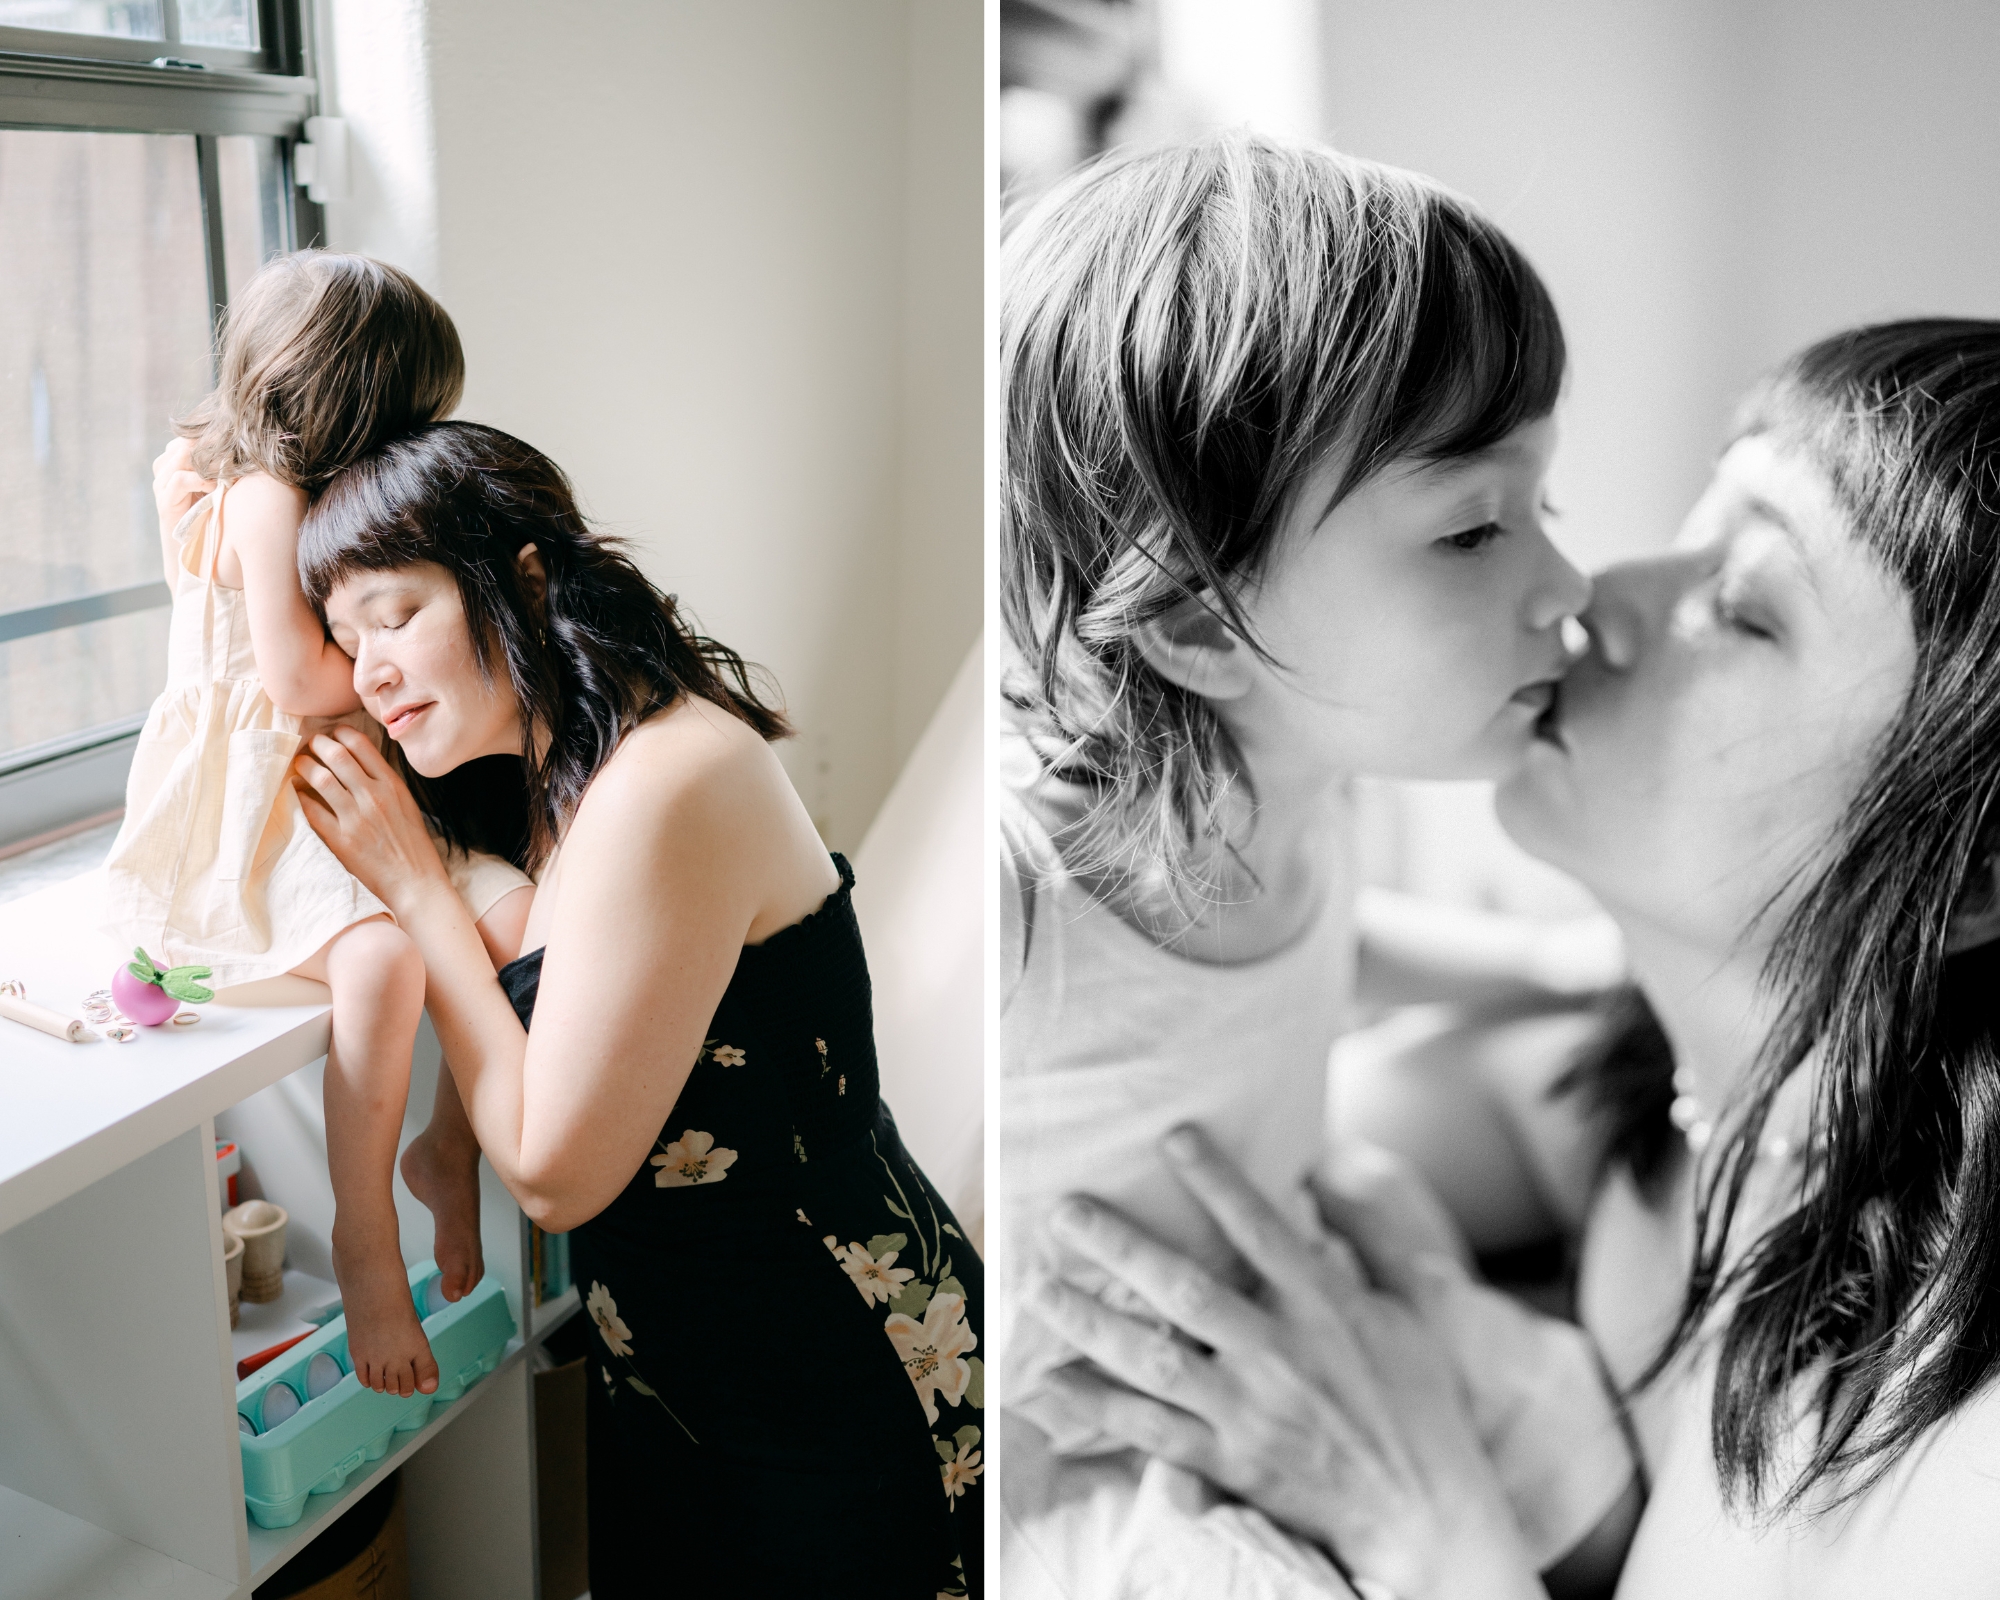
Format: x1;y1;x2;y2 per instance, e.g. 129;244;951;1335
400;1360;536;1600
0;1127;245;1587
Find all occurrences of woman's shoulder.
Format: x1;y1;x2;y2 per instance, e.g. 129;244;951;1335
574;698;789;842
555;698;832;943
1856;1376;2000;1570
619;694;768;770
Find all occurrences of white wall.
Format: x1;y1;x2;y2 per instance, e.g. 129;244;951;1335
1317;1;1754;568
317;0;982;849
852;637;982;1235
1317;0;2000;569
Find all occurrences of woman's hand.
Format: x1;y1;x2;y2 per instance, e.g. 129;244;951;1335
293;726;451;916
1037;1127;1543;1600
153;436;213;539
1312;1142;1643;1585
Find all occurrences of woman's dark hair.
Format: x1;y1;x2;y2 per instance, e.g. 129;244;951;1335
180;251;464;492
1573;320;2000;1517
1001;132;1564;918
299;422;790;868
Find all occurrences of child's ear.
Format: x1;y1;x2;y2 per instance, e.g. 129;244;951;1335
1133;596;1256;702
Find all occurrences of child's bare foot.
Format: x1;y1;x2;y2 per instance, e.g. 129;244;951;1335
332;1224;438;1397
401;1129;485;1303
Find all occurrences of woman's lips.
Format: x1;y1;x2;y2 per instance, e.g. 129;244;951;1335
382;702;432;738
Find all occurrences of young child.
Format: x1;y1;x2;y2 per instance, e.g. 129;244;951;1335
999;135;1629;1594
106;252;534;1398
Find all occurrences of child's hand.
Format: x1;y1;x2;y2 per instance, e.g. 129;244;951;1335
293;726;450;915
152;436;213;540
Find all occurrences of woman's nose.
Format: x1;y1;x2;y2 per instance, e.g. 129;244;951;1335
352;641;397;697
1579;553;1694;670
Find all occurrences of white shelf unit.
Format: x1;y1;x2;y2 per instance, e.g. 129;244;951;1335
0;872;577;1600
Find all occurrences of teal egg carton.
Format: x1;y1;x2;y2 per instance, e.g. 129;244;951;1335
235;1260;515;1528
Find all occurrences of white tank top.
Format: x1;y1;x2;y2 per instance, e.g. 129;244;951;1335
996;735;1357;1405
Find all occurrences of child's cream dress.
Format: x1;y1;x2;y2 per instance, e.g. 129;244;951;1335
104;482;531;986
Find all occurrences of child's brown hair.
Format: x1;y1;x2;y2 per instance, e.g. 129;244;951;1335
1002;132;1565;911
179;251;464;492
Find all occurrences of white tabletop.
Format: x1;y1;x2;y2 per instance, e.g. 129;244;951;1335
0;870;333;1234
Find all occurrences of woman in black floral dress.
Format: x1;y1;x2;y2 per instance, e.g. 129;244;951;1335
292;424;982;1597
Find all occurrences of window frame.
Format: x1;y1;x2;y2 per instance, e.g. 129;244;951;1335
0;0;321;844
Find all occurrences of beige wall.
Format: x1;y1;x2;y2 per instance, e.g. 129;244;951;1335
320;0;982;849
1318;0;2000;570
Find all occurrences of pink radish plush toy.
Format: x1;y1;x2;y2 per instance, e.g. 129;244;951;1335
113;947;213;1026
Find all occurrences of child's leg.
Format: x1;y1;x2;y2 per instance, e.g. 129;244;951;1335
296;916;435;1397
400;1062;484;1302
400;884;535;1302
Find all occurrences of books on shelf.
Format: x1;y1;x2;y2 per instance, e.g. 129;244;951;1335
528;1222;571;1307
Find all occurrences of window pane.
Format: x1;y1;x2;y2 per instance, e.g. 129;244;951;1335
217;134;289;299
0;0;165;38
0;129;213;764
175;0;254;49
0;611;170;759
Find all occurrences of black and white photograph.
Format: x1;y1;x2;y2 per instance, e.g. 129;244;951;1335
998;2;2000;1598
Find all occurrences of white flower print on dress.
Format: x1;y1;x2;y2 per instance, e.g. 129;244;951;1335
650;1130;738;1187
587;1281;634;1356
885;1291;977;1425
710;1043;746;1068
940;1436;983;1503
823;1236;916;1306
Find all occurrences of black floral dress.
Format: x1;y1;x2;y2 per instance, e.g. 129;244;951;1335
499;855;982;1598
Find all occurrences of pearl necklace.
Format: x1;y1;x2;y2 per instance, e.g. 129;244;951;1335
1668;1068;1800;1163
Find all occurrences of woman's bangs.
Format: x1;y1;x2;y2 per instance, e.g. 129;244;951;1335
297;455;442;608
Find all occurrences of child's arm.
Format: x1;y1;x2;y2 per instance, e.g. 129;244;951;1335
226;474;364;717
473;885;534;968
151;436;213;588
1355;887;1625;1012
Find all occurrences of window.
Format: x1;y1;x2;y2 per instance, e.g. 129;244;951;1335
0;2;315;845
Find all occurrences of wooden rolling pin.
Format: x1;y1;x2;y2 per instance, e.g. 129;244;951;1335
0;985;91;1043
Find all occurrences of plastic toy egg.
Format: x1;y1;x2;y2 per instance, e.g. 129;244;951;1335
260;1381;301;1429
305;1352;344;1400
